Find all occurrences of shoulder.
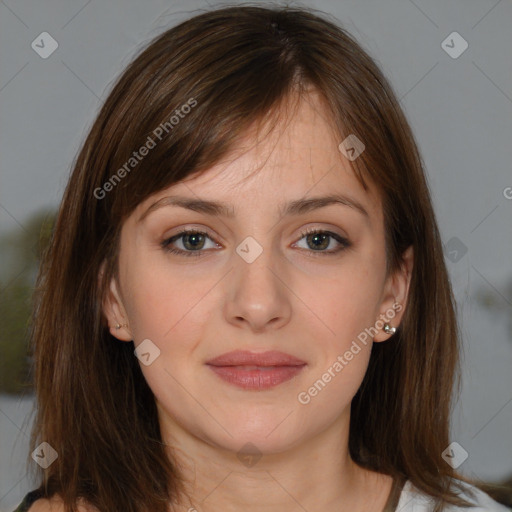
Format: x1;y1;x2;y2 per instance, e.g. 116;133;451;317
24;494;100;512
397;479;511;511
23;496;63;512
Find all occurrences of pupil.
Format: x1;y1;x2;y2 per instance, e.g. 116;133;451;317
308;233;328;250
184;233;204;250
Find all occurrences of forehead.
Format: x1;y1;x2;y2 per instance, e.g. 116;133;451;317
134;92;382;222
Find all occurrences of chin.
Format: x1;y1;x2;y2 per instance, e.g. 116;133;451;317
202;411;307;455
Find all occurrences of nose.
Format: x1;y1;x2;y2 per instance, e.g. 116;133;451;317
223;241;292;333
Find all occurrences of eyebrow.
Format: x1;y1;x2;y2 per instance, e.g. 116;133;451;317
137;193;370;223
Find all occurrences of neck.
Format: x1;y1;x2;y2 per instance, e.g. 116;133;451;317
160;408;393;512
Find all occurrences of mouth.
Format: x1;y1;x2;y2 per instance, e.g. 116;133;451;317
205;350;306;390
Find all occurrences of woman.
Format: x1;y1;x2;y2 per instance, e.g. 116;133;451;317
15;5;510;512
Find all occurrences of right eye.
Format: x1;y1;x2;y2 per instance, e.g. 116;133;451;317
161;229;221;257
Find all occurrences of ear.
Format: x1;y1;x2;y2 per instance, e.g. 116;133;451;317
100;263;133;342
373;245;413;342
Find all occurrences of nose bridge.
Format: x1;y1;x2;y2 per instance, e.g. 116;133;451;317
236;236;275;293
224;235;292;331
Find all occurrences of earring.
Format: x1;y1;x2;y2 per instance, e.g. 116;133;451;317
114;323;127;330
383;323;396;335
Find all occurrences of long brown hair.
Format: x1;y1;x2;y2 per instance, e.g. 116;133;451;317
28;4;478;511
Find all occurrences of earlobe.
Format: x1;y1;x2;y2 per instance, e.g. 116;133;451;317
102;275;133;342
373;245;414;342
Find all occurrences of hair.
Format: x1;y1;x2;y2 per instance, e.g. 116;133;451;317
27;4;481;512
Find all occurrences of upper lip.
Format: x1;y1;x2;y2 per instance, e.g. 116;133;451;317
206;350;306;367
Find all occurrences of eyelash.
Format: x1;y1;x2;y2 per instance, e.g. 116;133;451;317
161;228;351;258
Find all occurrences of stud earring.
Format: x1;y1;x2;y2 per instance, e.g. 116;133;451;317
114;323;127;330
383;323;396;335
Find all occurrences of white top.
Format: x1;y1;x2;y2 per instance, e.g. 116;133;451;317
396;479;511;511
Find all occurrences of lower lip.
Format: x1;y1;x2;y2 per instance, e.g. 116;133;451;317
207;365;306;390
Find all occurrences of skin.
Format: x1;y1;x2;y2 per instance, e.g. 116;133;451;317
102;91;414;512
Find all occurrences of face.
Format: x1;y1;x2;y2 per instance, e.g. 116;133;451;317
103;91;412;456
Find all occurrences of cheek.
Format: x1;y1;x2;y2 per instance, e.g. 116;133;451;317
120;252;217;346
293;268;379;413
298;260;384;344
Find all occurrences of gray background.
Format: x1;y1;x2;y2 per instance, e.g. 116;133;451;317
1;0;511;510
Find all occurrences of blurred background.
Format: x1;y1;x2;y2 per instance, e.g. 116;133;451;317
1;0;511;510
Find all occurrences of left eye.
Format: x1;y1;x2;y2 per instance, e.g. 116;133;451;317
293;229;351;255
161;228;350;257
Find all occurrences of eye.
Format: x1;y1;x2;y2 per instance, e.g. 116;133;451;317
161;229;220;257
161;227;351;258
293;228;351;256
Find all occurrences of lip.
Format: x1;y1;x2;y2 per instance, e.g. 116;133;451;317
206;350;307;390
206;350;306;367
